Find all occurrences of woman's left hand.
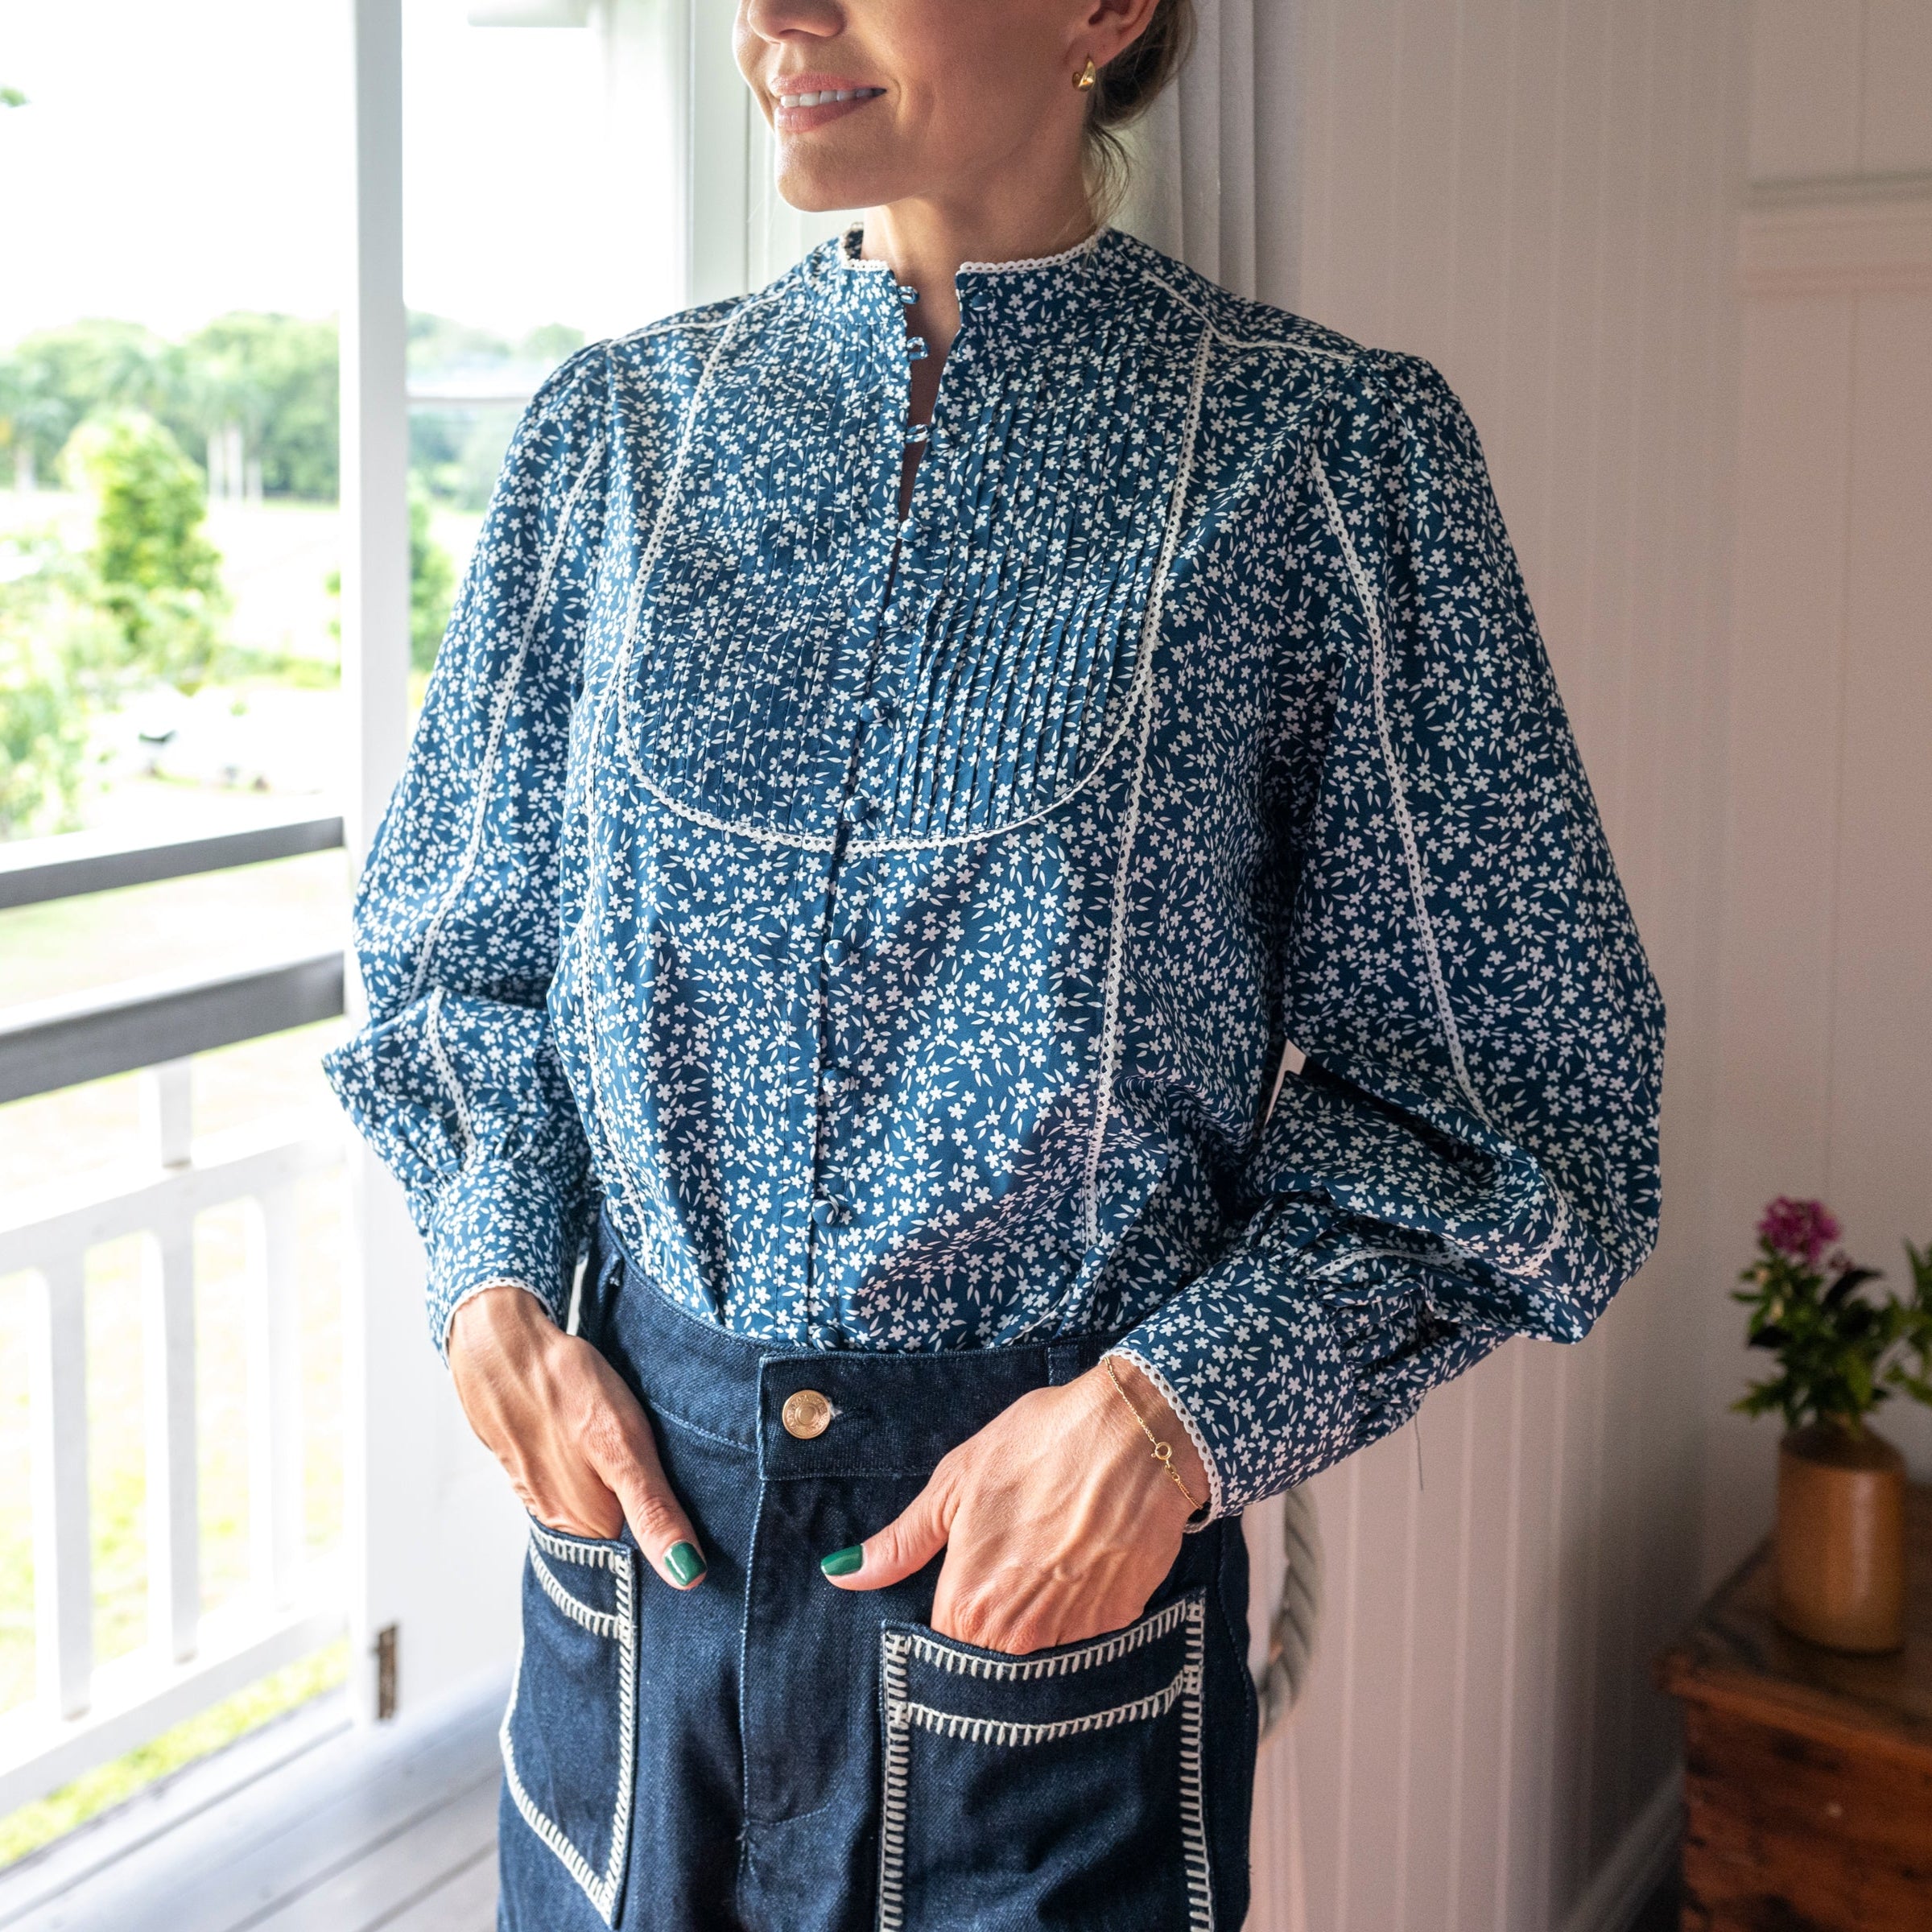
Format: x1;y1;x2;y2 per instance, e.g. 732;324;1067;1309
823;1356;1208;1654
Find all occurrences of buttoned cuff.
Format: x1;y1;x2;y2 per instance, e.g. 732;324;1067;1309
423;1158;574;1359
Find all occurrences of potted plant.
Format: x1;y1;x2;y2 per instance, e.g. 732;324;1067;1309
1734;1198;1932;1653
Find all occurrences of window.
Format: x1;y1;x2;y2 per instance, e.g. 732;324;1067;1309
0;0;353;1852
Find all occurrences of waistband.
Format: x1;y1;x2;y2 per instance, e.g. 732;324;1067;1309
584;1211;1122;1483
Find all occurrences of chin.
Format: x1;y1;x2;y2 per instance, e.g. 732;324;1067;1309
772;144;898;217
773;172;853;215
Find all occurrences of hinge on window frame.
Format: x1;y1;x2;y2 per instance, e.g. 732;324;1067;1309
374;1623;399;1720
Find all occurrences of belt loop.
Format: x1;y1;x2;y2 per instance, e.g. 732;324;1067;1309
1046;1340;1086;1387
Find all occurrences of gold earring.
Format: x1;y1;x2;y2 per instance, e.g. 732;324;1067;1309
1075;56;1097;90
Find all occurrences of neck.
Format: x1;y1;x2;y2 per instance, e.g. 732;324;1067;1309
859;176;1096;357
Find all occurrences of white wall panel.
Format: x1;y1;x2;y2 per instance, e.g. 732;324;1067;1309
1861;1;1932;174
1748;0;1932;184
1703;0;1932;1596
1747;0;1864;181
1248;1;1747;1924
1707;253;1932;1587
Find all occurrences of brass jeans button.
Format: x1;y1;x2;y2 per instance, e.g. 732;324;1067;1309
782;1389;833;1439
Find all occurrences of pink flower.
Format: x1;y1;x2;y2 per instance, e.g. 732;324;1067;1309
1757;1196;1840;1268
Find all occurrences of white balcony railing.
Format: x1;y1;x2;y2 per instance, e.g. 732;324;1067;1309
0;817;350;1816
0;809;1327;1822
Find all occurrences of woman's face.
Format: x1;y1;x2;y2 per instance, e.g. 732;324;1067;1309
734;0;1099;217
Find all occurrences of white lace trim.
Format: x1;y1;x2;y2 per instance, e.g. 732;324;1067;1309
1106;1345;1225;1528
895;1665;1195;1747
1081;319;1216;1249
898;1594;1194;1682
837;221;1108;279
407;431;606;1006
1309;447;1578;1278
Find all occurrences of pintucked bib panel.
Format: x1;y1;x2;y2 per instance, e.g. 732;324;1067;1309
609;267;1206;848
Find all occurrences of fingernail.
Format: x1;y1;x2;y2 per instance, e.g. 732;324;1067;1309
664;1542;706;1587
819;1544;863;1579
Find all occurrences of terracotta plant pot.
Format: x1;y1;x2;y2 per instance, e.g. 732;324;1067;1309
1773;1422;1907;1653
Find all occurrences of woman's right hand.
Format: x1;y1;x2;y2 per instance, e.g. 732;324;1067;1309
447;1283;708;1591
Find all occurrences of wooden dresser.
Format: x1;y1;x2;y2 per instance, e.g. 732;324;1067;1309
1657;1484;1932;1930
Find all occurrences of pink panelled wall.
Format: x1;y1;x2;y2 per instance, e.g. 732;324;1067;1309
1239;2;1750;1926
1703;0;1932;1584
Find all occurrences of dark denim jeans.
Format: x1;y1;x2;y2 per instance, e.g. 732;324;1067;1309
497;1219;1257;1930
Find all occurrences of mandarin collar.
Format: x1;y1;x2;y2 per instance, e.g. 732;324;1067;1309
811;221;1129;346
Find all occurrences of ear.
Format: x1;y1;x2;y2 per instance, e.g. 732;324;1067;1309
1080;0;1169;70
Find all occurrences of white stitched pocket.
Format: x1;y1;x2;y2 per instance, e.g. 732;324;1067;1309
501;1523;638;1926
877;1591;1214;1932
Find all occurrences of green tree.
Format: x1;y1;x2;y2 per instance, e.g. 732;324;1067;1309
0;313;340;502
410;487;455;672
0;627;87;837
324;484;457;674
0;533;116;838
407;313;583;510
518;323;585;367
67;411;225;691
182;312;339;500
0;320;178;485
0;360;67;490
407;312;516;374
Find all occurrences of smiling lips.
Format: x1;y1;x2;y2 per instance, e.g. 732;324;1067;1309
771;79;886;127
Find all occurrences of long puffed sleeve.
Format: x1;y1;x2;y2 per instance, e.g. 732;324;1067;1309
324;347;611;1352
1113;351;1665;1520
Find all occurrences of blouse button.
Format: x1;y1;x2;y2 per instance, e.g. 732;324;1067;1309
811;1193;850;1229
859;698;894;727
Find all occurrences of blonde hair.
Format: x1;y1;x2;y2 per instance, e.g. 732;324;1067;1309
1084;0;1197;216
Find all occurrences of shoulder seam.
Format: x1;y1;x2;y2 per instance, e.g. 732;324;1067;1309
1135;266;1362;363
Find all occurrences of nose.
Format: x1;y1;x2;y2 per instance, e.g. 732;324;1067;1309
739;0;844;48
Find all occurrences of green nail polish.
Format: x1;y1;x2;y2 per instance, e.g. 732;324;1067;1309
819;1544;864;1579
664;1541;706;1587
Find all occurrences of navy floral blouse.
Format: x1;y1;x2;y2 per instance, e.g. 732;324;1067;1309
324;225;1664;1521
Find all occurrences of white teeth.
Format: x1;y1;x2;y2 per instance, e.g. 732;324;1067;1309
779;86;882;108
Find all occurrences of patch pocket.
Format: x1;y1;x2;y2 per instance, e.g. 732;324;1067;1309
877;1590;1212;1932
501;1523;637;1926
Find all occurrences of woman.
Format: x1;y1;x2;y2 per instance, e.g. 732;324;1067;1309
326;0;1665;1924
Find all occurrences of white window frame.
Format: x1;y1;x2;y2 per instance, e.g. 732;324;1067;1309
337;0;850;1728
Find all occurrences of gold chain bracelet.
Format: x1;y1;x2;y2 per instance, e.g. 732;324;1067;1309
1104;1356;1201;1515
